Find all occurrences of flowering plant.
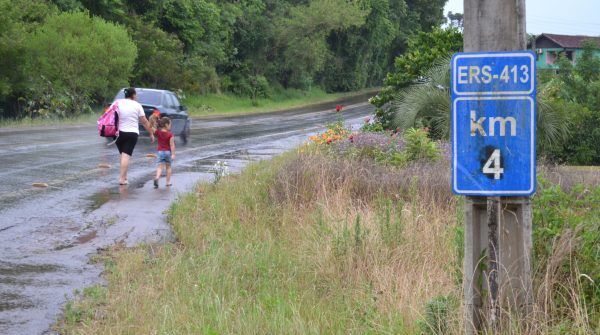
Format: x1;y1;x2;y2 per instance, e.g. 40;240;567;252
212;161;229;184
309;120;350;145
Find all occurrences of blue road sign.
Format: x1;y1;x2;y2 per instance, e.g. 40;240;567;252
451;51;536;196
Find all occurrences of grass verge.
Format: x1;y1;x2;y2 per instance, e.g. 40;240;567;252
57;144;599;334
183;88;377;118
57;151;460;334
0;113;98;129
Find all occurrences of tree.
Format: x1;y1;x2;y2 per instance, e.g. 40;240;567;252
276;0;368;89
26;11;137;106
446;11;463;28
128;18;185;89
370;27;462;127
322;0;399;92
541;40;600;164
0;0;55;117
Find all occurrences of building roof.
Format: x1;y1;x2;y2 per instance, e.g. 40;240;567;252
537;33;600;49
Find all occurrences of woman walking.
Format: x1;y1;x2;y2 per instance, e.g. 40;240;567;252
113;87;154;185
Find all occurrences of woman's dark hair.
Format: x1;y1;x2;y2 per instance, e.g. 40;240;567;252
124;87;136;99
157;116;171;129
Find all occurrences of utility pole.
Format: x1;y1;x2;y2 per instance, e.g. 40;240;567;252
461;0;533;334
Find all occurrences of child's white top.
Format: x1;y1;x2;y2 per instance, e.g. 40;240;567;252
115;98;144;134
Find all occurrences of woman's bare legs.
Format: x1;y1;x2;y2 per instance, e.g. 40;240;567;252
119;153;131;184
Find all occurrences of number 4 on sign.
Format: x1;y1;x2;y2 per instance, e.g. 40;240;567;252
483;149;504;179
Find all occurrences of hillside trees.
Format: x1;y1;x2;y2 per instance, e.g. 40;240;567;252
1;0;448;119
276;0;368;89
0;0;56;116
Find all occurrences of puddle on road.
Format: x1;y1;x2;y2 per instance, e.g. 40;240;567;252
75;230;97;244
0;261;61;277
0;292;34;312
85;188;119;214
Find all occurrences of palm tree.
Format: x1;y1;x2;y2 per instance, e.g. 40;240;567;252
389;57;571;149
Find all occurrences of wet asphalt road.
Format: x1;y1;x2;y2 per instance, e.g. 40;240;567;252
0;98;374;335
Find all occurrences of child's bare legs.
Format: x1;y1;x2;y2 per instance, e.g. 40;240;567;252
155;163;164;180
154;163;164;188
166;164;172;186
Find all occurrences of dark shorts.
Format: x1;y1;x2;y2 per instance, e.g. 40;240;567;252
116;132;138;156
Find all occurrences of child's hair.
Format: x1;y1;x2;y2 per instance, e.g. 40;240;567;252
149;113;160;129
157;116;171;129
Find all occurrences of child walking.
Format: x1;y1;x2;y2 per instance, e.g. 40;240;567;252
153;117;176;188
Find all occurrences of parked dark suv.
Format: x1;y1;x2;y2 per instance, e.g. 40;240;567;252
113;88;191;143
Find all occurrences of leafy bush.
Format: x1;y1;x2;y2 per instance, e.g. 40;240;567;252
417;295;458;335
225;71;272;102
400;128;440;162
26;11;136;107
385;27;462;90
360;116;384;132
23;76;92;118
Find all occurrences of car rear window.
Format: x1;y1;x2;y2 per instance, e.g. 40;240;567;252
114;90;163;105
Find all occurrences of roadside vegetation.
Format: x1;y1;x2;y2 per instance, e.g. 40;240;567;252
370;27;600;165
0;0;446;121
57;119;599;334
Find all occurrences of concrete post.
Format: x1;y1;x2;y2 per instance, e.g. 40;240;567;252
462;0;533;333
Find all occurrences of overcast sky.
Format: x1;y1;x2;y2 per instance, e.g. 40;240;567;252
444;0;600;36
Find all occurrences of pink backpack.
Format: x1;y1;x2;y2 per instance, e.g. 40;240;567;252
98;101;119;137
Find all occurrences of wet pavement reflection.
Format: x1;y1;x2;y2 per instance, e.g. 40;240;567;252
0;100;373;334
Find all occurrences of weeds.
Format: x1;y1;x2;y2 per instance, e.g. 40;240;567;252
58;148;599;334
211;160;229;184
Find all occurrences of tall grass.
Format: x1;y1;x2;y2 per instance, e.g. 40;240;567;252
57;151;599;334
57;152;460;334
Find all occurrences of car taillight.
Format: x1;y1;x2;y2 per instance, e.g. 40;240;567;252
152;109;161;116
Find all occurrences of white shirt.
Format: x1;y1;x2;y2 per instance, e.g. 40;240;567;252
115;98;144;134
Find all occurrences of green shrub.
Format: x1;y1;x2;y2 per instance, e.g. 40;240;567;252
540;98;600;165
23;76;92;118
417;295;458;335
393;128;440;165
360;118;384;132
26;11;136;107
